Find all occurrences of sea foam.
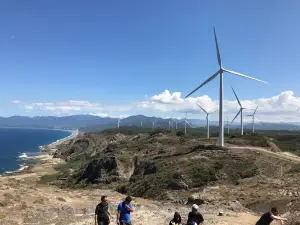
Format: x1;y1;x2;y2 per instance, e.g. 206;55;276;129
18;153;28;159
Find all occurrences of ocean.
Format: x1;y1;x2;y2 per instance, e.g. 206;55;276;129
0;127;71;174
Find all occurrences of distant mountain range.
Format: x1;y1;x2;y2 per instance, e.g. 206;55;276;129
0;115;299;132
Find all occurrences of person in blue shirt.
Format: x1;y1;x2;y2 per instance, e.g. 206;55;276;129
117;196;134;225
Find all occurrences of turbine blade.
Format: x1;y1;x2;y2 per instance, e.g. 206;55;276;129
231;87;242;107
224;69;268;84
197;104;208;114
253;105;259;115
186;121;192;127
230;109;241;124
214;27;222;68
254;116;262;125
185;70;220;98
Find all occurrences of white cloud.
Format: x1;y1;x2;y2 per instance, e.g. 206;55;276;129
90;113;110;118
140;90;300;122
12;90;300;123
90;113;130;119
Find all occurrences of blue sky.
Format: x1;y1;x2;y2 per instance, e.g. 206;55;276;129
1;1;300;121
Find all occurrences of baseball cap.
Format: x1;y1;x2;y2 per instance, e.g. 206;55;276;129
192;204;199;210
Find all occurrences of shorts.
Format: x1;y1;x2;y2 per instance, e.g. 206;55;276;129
119;222;132;225
98;219;109;225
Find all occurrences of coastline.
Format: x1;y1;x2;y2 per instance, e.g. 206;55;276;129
1;129;79;176
40;129;79;152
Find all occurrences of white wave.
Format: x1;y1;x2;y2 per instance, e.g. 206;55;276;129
18;153;28;159
18;165;28;171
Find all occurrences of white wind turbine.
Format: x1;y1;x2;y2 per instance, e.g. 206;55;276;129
230;87;248;136
152;120;156;131
247;106;259;133
181;113;192;134
185;28;268;146
117;117;121;128
225;116;230;135
140;120;143;127
197;104;216;139
168;120;173;129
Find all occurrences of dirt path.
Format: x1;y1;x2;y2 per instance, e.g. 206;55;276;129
230;146;300;163
0;173;260;225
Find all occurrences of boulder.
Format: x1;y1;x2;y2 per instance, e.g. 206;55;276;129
77;156;118;183
167;180;188;190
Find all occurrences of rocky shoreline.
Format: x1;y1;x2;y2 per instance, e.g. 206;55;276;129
1;129;79;177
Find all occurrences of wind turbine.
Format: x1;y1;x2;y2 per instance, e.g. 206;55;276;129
197;104;215;139
152;120;156;131
181;113;192;134
226;116;230;135
168;120;173;130
230;87;247;136
140;120;143;128
185;28;268;146
117;117;121;129
247;106;259;133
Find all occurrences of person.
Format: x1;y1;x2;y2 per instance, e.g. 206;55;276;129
169;212;182;225
95;195;112;225
117;196;134;225
187;204;204;225
255;207;287;225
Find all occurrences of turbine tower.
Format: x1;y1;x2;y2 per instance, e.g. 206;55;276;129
230;87;247;136
185;28;268;146
247;106;259;133
140;120;143;127
197;104;213;139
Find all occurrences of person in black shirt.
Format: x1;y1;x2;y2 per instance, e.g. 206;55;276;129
256;207;287;225
169;212;182;225
187;204;204;225
95;196;112;225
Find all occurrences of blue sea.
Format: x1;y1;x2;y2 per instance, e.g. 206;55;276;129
0;128;71;174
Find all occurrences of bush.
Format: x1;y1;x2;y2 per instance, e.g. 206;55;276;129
176;130;185;137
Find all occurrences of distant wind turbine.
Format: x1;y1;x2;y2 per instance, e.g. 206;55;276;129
185;27;268;146
197;104;216;139
226;116;230;135
152;120;156;131
140;120;143;127
230;87;248;136
247;106;259;133
117;117;121;129
168;120;173;130
180;113;192;134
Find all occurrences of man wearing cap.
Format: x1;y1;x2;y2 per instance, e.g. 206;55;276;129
187;204;204;225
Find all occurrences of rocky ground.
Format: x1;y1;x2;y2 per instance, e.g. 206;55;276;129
1;130;300;224
0;172;260;225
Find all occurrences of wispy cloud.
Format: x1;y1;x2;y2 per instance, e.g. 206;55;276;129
14;100;132;113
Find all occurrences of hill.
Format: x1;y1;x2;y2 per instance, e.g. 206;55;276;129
0;114;300;132
41;128;300;215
